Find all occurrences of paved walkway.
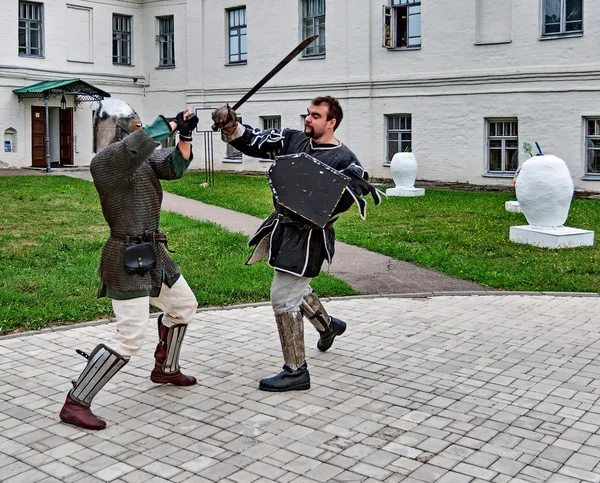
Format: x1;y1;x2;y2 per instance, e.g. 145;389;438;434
4;168;600;482
3;294;600;483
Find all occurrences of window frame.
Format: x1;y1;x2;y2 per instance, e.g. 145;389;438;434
224;115;243;161
382;0;421;50
112;14;132;65
385;114;412;164
157;15;175;68
541;0;583;38
19;1;44;57
301;0;326;57
227;7;247;65
486;119;519;175
261;116;281;131
584;118;600;177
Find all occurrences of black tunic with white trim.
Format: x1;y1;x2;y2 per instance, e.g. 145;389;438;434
227;124;383;278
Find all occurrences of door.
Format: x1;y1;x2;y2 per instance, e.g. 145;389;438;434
31;106;46;167
59;108;73;165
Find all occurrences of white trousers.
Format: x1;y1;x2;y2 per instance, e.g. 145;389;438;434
270;270;312;315
108;276;198;357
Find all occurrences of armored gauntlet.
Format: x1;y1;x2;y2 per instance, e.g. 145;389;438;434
174;111;199;138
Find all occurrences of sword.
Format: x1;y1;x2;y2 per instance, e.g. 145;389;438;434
212;35;318;130
232;35;318;111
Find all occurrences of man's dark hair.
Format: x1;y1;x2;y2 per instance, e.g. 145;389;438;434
311;96;343;131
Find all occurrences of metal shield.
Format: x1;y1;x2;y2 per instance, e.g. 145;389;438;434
268;153;351;228
93;99;141;152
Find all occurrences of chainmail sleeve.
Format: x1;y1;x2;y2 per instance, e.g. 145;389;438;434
148;147;193;180
91;129;160;181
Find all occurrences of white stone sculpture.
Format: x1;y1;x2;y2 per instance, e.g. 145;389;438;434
516;155;573;227
510;154;593;248
386;152;425;197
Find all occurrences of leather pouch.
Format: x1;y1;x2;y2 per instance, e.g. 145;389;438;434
124;241;156;274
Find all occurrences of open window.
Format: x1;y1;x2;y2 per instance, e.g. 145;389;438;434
383;0;421;49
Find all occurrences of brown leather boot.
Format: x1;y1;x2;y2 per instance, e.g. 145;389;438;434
59;344;128;430
150;315;196;386
59;393;106;430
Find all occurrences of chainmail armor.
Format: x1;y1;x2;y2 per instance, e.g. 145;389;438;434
91;129;181;294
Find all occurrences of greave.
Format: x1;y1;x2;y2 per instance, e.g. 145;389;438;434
275;312;306;370
70;344;128;406
155;316;188;374
300;291;331;332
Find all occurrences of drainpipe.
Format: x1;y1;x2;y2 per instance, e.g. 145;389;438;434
44;94;51;172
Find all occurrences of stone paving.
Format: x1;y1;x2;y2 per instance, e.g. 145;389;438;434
2;294;600;483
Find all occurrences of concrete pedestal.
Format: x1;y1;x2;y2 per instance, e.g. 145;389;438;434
505;201;522;213
386;187;425;197
510;225;594;248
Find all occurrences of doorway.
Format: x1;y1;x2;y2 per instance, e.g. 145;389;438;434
31;106;73;167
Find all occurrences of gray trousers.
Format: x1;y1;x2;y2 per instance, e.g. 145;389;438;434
270;270;312;315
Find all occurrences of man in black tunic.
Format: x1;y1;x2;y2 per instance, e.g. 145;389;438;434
59;105;200;429
212;96;382;392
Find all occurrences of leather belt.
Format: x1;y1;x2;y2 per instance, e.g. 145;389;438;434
110;231;166;242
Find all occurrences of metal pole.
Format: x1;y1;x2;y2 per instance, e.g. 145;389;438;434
44;95;51;172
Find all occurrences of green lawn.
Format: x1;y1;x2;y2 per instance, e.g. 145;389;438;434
0;176;355;333
164;171;600;293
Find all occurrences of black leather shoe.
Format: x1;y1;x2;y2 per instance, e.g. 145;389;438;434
317;317;347;352
259;364;310;392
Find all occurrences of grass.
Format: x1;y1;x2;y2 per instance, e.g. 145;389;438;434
0;176;355;333
164;171;600;293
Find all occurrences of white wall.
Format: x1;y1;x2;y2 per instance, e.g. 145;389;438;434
2;0;600;192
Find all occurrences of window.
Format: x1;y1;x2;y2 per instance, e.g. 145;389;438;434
542;0;582;36
157;16;175;67
261;116;281;131
383;0;421;49
487;120;518;173
302;0;325;57
301;114;307;129
19;1;44;57
226;116;243;160
228;7;247;64
113;14;132;65
585;119;600;175
386;115;412;163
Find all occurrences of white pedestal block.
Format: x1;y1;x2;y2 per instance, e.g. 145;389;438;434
505;201;522;213
510;225;594;248
386;187;425;197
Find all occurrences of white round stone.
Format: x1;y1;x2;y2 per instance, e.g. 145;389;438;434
389;152;417;188
515;155;574;228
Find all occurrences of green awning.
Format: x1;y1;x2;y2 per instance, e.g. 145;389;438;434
13;78;111;101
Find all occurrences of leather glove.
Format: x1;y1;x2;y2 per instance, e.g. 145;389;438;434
211;105;238;135
174;111;199;137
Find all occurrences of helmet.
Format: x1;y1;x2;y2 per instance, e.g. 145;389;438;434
93;99;141;152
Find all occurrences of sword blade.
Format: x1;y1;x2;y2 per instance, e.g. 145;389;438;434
232;35;318;111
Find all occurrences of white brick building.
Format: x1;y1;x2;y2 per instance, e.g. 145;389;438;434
1;0;599;191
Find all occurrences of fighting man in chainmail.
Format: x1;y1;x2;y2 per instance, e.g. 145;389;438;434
212;96;382;392
59;102;200;430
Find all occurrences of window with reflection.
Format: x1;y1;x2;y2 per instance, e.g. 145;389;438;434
543;0;582;36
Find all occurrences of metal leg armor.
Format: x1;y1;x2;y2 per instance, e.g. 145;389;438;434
59;344;128;430
301;291;347;352
150;314;196;386
259;311;310;392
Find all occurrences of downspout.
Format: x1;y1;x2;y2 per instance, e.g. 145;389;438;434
44;94;51;172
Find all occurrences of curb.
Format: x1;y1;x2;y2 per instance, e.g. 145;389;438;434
3;290;599;340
